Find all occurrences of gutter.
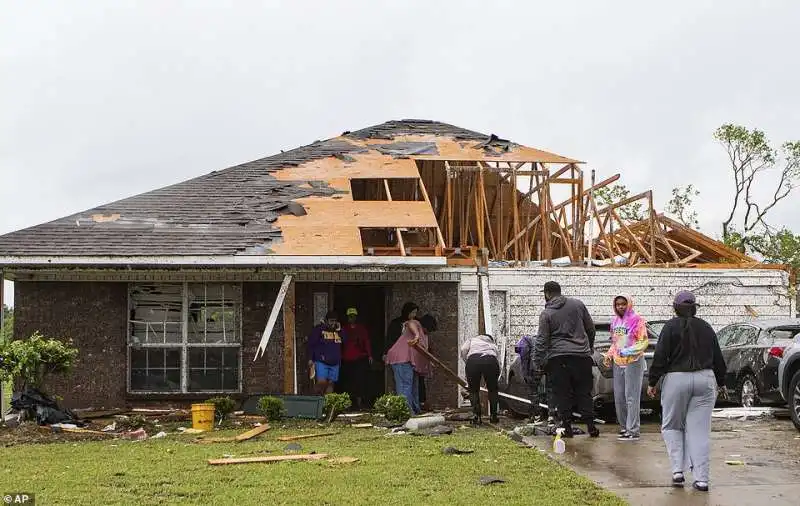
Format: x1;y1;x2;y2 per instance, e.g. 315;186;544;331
0;255;447;267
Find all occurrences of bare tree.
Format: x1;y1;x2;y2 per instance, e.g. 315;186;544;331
715;124;800;243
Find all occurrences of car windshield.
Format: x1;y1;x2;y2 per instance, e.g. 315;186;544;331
769;327;800;341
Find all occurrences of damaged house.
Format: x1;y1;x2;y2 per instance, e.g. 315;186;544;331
0;119;794;410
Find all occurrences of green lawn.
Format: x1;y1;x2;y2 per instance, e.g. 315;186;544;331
0;424;624;506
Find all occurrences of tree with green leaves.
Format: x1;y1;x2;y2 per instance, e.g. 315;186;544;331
1;305;12;343
593;183;645;222
714;124;800;246
665;185;700;229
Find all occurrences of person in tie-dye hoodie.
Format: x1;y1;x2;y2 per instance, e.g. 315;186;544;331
603;294;649;441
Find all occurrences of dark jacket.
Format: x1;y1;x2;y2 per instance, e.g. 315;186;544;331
534;296;595;368
307;323;346;366
648;316;727;387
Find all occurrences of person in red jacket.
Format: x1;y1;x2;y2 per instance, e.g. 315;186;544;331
340;307;373;410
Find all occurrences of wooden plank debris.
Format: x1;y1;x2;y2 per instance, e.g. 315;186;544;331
235;424;272;442
208;453;328;466
276;431;337;442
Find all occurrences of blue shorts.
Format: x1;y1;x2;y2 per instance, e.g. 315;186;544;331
314;361;340;382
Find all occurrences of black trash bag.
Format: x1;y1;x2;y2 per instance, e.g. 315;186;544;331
10;387;81;426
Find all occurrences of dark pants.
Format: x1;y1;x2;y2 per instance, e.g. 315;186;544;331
545;355;594;427
526;371;550;418
340;358;370;408
465;354;500;419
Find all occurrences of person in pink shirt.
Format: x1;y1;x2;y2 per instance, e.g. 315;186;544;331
386;316;431;414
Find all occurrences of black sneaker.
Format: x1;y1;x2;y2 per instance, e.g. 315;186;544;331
489;415;499;424
618;429;626;436
672;473;685;487
693;481;709;492
617;433;640;441
470;416;482;426
588;425;600;438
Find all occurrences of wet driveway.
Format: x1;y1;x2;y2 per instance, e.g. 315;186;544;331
549;416;800;505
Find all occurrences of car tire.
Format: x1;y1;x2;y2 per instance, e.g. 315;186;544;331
789;371;800;432
736;373;760;408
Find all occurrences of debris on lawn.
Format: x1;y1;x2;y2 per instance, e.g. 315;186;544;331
277;431;337;442
235;423;271;442
121;428;148;440
725;460;745;466
207;453;328;465
11;387;82;426
102;422;117;432
351;423;373;428
411;425;454;437
151;431;168;439
478;476;506;485
442;446;474;455
404;415;446;431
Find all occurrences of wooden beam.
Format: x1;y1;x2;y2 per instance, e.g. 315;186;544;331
208;454;328;466
479;166;498;257
254;274;293;361
383;179;407;256
418;177;446;249
594;190;651;217
501;216;541;254
511;167;520;260
610;209;651;261
445;162;454;247
282;278;296;394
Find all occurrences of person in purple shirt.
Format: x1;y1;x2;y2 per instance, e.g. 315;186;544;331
307;310;347;395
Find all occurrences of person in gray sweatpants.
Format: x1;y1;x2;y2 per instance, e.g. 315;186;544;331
647;290;727;492
604;294;649;440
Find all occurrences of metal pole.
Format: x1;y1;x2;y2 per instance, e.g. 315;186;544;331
587;170;596;267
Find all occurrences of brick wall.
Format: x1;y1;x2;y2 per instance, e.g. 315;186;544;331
241;282;283;395
14;281;128;409
388;282;460;409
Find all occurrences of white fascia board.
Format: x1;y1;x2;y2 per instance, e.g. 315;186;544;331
0;255;448;267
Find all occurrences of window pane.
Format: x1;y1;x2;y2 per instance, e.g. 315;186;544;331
129;284;183;344
187;346;240;392
130;347;182;392
187;283;242;344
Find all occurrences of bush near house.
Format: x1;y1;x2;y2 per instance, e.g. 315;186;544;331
0;331;78;391
323;392;351;422
374;394;411;423
257;396;286;421
206;396;236;424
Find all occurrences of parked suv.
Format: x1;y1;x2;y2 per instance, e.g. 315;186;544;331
778;330;800;431
501;318;660;418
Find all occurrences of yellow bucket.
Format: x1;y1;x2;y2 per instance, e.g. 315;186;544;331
191;403;215;431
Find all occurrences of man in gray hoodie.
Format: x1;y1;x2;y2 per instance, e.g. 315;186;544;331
534;281;598;437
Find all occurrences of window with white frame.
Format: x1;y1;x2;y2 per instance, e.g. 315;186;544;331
128;283;242;393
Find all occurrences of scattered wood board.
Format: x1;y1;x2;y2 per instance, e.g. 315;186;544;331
235;424;271;442
351;423;373;428
196;437;239;444
73;409;127;419
277;432;337;442
208;453;328;465
61;427;114;436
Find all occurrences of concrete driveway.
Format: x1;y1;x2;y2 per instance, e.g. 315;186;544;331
550;416;800;506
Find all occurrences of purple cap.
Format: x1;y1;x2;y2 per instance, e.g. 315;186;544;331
673;290;697;306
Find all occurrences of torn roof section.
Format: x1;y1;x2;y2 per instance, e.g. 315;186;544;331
0;119;578;259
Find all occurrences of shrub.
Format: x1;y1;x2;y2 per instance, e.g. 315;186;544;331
257;396;285;421
323;392;351;423
0;331;78;390
207;396;236;424
374;394;411;423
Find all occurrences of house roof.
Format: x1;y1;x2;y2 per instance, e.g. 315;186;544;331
0;119;579;259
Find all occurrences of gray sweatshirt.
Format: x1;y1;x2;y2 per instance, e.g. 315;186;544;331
460;334;499;362
533;295;595;368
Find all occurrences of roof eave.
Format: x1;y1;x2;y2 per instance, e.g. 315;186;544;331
0;255;447;268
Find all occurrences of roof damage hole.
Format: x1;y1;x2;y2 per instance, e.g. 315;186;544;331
350;178;423;201
360;227;439;256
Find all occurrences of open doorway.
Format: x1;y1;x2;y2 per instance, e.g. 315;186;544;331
332;284;387;409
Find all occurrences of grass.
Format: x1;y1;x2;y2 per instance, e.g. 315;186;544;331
0;423;624;506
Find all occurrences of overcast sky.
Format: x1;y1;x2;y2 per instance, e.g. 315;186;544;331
2;0;799;305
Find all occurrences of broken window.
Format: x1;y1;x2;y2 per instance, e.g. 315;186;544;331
128;283;242;394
